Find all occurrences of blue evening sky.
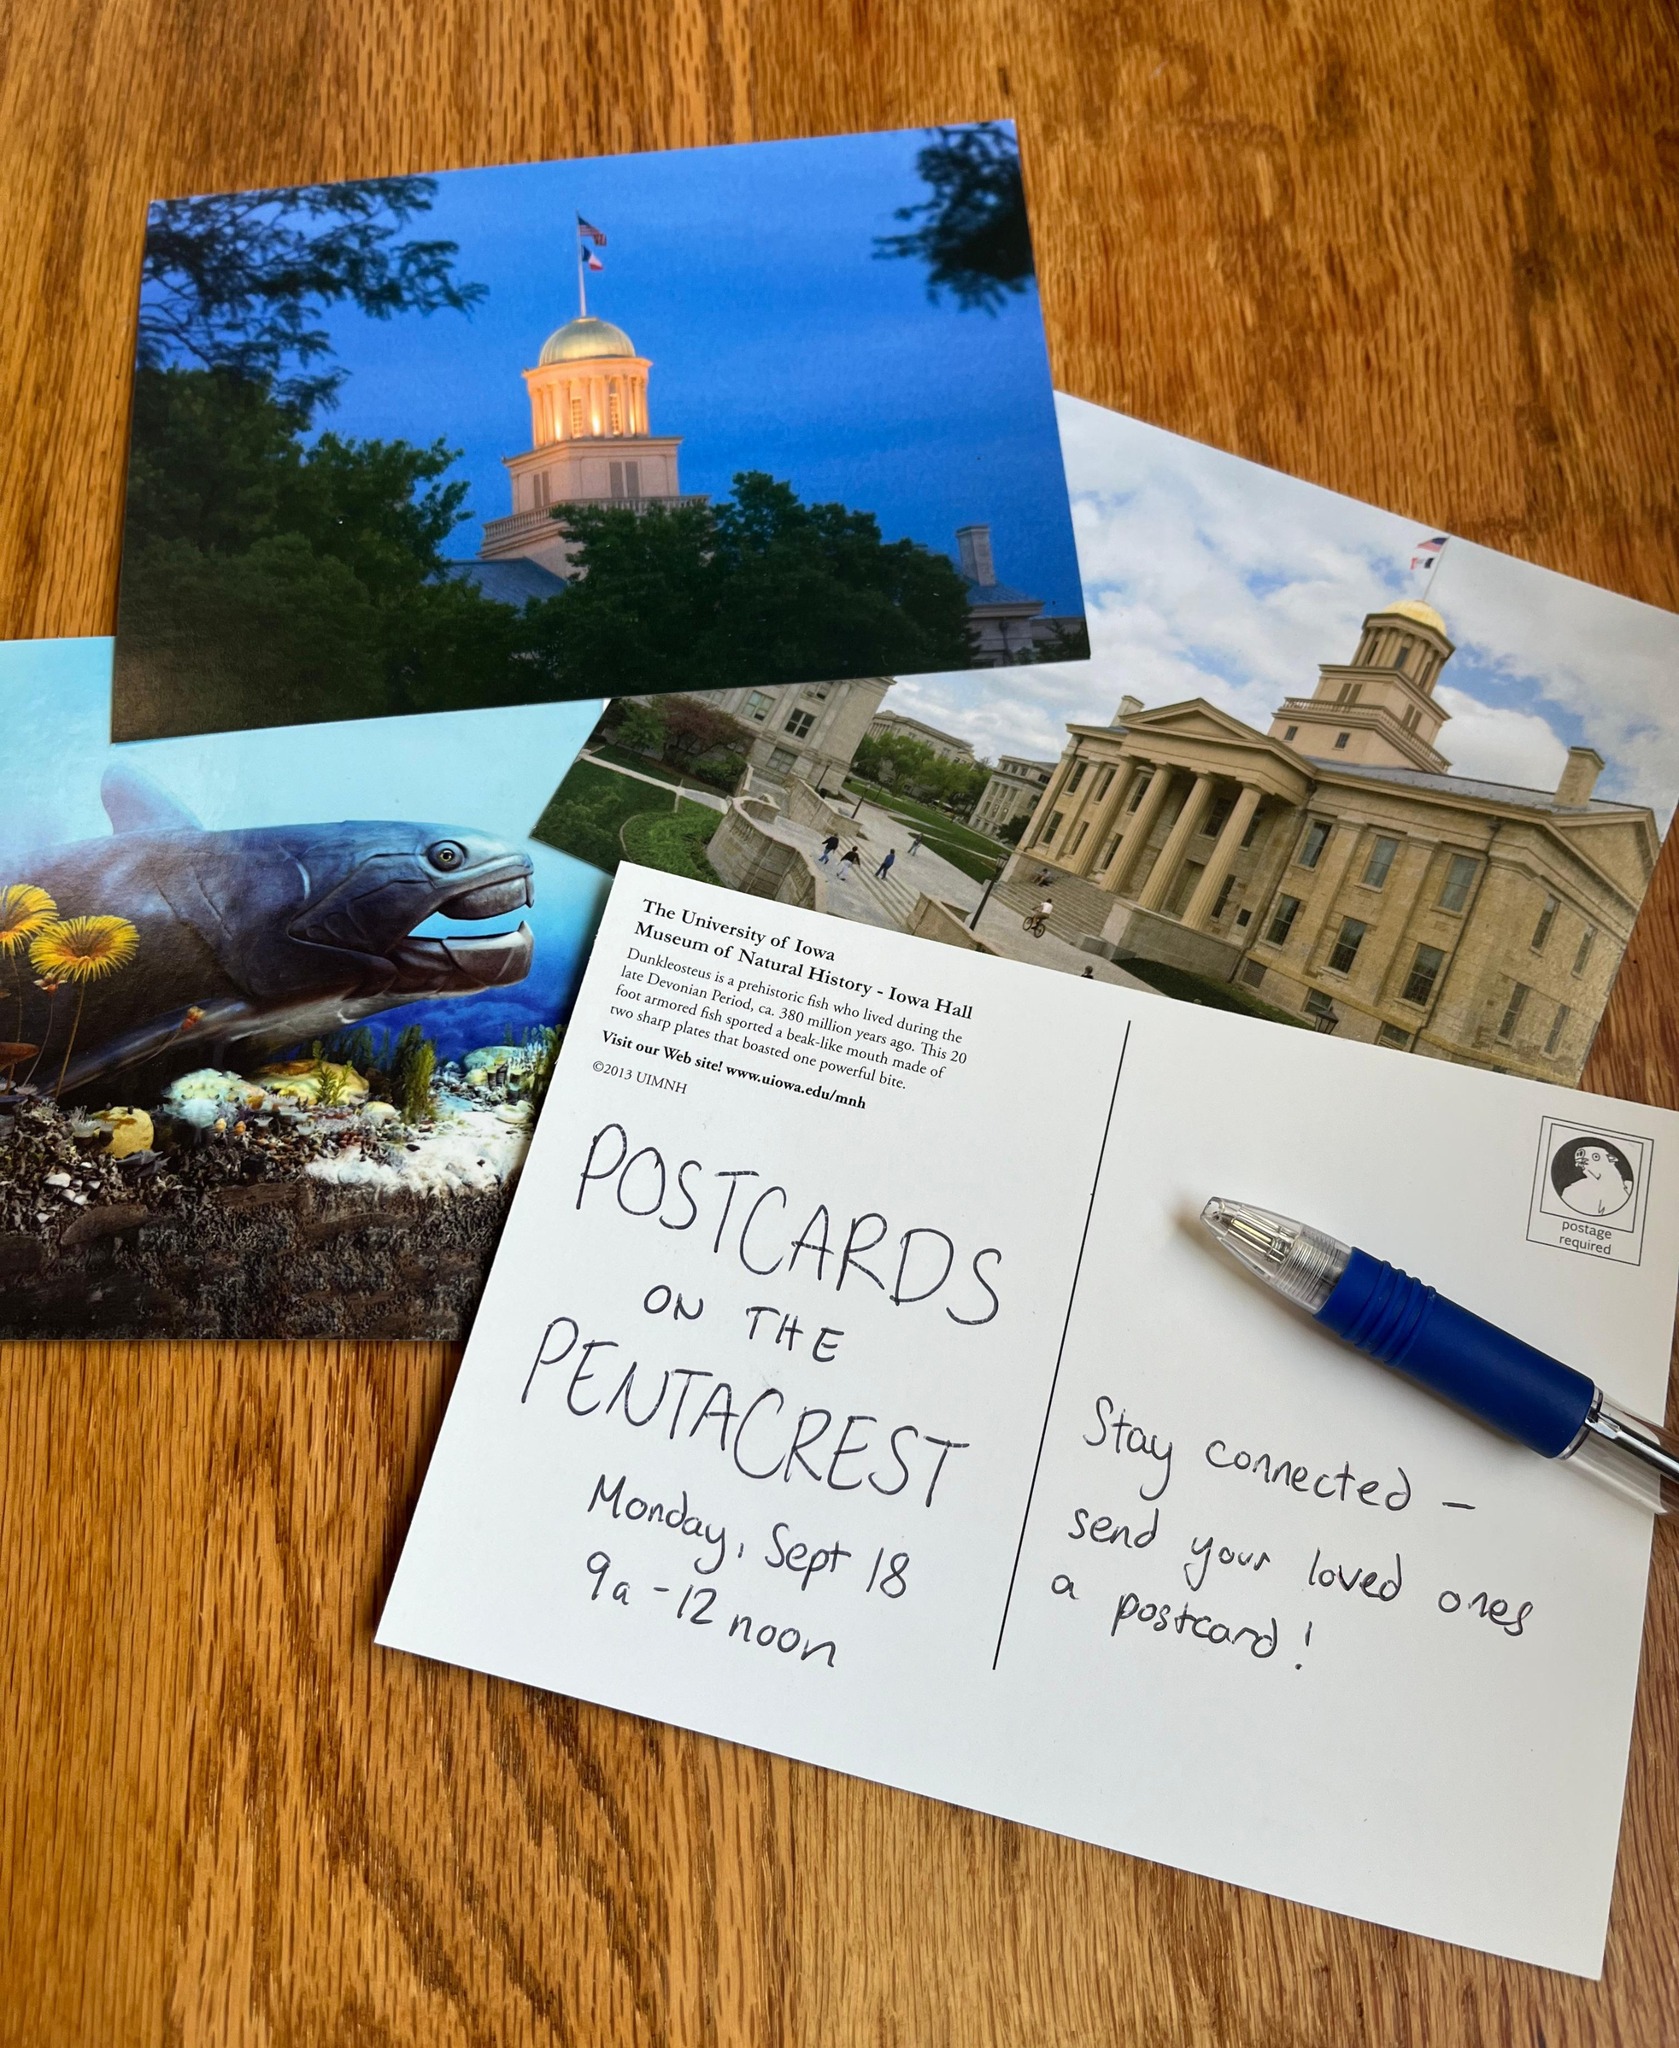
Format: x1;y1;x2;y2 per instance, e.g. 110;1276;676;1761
264;127;1082;614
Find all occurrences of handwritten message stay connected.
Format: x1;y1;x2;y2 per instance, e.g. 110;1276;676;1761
380;868;1679;1976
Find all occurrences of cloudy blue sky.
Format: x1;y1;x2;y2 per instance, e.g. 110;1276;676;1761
892;395;1679;829
273;127;1083;616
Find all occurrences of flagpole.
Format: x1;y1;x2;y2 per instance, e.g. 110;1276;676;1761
1425;537;1448;598
577;224;587;318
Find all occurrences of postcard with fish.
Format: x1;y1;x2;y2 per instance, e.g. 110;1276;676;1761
0;636;609;1339
110;125;1085;744
532;391;1679;1094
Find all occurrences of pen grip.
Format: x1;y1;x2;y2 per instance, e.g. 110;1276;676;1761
1317;1248;1595;1457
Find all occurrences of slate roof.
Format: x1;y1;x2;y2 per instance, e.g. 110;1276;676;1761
963;578;1043;610
441;558;570;604
1320;758;1642;816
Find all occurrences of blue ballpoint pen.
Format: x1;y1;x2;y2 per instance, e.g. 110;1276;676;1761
1201;1198;1679;1514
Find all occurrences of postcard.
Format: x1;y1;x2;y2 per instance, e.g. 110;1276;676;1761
112;124;1085;743
533;391;1679;1091
0;637;607;1338
379;866;1677;1975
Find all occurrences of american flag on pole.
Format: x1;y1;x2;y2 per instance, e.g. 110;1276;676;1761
1410;534;1448;575
577;215;607;245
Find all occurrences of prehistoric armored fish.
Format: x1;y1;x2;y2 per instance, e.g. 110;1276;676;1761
13;764;535;1100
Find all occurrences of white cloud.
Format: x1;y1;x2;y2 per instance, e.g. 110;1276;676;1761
895;393;1679;830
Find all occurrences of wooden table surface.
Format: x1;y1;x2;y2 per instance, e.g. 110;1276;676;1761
4;3;1678;2040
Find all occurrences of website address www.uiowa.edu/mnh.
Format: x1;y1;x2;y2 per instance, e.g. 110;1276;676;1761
723;1064;865;1109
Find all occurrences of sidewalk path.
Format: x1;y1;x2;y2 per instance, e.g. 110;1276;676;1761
579;750;730;812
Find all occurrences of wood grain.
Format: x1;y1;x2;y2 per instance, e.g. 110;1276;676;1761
3;1;1678;2039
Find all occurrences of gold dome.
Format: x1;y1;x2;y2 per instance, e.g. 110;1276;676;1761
537;315;637;365
1378;597;1449;636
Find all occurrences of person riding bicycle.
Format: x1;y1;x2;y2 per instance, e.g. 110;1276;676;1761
1024;897;1054;936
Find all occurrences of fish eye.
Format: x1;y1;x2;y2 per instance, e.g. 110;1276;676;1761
427;840;469;872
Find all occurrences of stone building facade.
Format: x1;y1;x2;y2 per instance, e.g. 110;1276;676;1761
1002;600;1658;1082
697;678;893;793
970;753;1056;835
866;708;977;764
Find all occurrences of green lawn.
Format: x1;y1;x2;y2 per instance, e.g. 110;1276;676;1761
532;758;725;883
1117;955;1313;1030
841;778;1009;883
621;802;725;885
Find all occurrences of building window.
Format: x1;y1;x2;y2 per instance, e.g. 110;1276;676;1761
744;691;774;723
1573;927;1596;977
1240;806;1264;849
767;746;799;775
569;396;584;436
1266;895;1303;946
1213;875;1237;920
1403;706;1421;732
1235;907;1252;927
1240;959;1267;988
608;384;623;433
1333;732;1351;750
1096;833;1121;871
1066;761;1088;793
1497;983;1530;1042
1362;835;1400;889
803;684;830;701
1067;821;1089;855
1531;894;1559;951
1545;1004;1571;1056
1304;989;1336;1019
624;460;640;497
1298;820;1332;869
1337;681;1363;705
533;472;551;508
1401;943;1445;1006
784;708;816;738
1283;725;1299;743
1438;852;1478;912
1092;765;1115;801
1327;918;1368;975
1203;795;1233;838
609;461;626;498
1040;810;1065;844
1377;1023;1412;1049
1127;775;1152;812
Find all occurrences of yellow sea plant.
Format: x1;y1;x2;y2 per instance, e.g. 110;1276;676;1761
0;883;56;1038
28;913;140;1097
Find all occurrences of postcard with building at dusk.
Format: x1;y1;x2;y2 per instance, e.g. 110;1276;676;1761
532;392;1679;1089
110;123;1086;743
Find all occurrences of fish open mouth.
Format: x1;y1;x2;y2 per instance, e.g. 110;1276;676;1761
387;870;536;993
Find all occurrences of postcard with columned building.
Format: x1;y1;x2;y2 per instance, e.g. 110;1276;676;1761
536;393;1679;1090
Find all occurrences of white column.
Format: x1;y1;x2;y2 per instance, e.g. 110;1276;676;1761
1101;765;1175;896
1135;773;1216;913
1182;784;1263;929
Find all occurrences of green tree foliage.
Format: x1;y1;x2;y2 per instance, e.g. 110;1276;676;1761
874;124;1034;313
851;730;990;813
116;367;525;737
138;178;486;420
532;472;975;698
613;700;670;755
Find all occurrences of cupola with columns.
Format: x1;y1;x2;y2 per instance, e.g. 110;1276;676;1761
1267;598;1455;772
479;311;692;577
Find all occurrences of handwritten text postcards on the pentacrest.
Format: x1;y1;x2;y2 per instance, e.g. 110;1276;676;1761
378;865;1679;1976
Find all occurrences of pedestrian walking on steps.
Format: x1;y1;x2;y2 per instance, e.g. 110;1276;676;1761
875;849;897;879
907;832;923;855
837;844;863;881
818;832;841;864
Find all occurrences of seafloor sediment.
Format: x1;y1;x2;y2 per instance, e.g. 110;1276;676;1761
0;1176;512;1339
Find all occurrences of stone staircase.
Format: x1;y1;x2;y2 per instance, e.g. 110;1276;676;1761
990;866;1117;949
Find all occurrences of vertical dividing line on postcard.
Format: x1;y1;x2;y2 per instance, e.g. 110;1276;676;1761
991;1020;1131;1671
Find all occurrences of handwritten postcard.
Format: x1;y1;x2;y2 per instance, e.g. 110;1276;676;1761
378;865;1679;1974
